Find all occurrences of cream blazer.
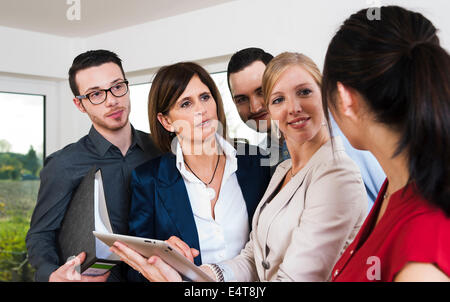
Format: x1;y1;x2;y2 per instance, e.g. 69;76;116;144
221;137;368;281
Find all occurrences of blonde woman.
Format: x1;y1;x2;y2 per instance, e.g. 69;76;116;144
111;53;368;282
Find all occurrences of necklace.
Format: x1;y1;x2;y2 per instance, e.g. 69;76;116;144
184;154;220;200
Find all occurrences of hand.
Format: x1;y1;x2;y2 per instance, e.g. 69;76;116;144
49;252;110;282
165;236;199;263
110;241;182;282
200;265;219;281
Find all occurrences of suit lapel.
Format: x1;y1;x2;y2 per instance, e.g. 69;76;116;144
258;161;290;207
257;160;310;259
157;154;202;265
256;140;336;258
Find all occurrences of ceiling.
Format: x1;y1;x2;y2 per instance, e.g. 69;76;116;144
0;0;237;37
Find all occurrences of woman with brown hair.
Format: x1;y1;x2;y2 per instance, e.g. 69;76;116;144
112;53;368;282
123;62;271;281
321;6;450;281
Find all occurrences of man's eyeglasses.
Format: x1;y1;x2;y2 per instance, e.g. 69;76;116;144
76;80;129;105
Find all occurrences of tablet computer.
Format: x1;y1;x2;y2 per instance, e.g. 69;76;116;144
93;231;215;282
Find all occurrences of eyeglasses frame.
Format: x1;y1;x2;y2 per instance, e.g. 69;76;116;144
76;80;129;105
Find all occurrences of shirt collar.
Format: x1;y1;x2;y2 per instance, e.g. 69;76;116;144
88;124;142;157
130;124;146;151
216;133;237;161
88;126;112;157
175;134;237;181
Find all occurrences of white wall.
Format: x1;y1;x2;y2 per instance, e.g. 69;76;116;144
0;74;60;154
1;0;449;155
85;0;450;73
0;27;76;79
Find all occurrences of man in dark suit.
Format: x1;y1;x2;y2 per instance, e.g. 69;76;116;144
26;50;160;282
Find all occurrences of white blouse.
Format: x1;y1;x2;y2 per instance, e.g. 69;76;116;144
175;134;249;264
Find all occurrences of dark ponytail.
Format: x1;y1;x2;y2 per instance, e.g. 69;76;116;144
322;6;450;215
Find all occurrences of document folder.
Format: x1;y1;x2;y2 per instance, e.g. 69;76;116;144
57;167;120;276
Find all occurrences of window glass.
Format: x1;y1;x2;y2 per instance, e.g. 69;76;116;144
0;92;44;281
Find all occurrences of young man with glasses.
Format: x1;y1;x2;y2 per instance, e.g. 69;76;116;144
26;50;160;282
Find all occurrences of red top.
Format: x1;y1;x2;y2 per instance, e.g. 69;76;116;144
332;180;450;282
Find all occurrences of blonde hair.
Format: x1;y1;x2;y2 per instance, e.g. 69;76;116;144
262;52;322;106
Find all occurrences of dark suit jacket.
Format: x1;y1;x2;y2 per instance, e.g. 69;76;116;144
127;149;271;281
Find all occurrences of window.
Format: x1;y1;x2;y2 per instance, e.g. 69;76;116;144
0;92;44;281
129;71;265;146
129;82;151;133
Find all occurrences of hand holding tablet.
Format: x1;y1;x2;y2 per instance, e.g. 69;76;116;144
93;232;215;282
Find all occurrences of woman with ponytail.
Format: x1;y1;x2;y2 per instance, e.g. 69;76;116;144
322;6;450;281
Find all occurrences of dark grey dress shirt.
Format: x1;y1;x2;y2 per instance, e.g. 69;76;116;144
26;125;160;282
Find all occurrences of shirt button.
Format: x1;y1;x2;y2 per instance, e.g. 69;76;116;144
334;269;339;277
262;261;270;270
350;250;354;255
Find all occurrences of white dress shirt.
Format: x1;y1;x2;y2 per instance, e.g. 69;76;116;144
175;134;249;264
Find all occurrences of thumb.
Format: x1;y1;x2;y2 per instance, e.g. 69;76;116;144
76;251;86;264
64;252;85;268
66;252;85;267
63;252;85;281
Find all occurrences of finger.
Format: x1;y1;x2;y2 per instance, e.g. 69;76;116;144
63;251;85;269
112;241;144;263
114;250;169;282
61;251;85;278
166;238;195;262
190;248;199;257
110;245;142;273
148;256;182;282
172;244;194;262
111;242;159;278
110;245;127;261
141;260;170;282
110;244;167;282
75;252;86;264
59;252;85;281
167;236;191;251
80;271;110;282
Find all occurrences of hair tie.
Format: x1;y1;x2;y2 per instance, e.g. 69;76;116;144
406;41;426;58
